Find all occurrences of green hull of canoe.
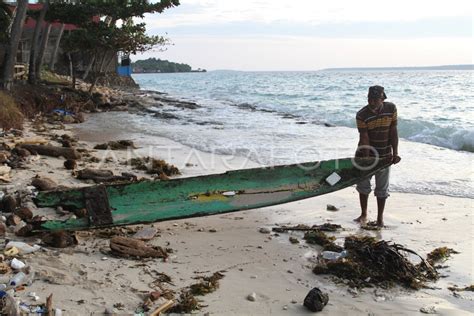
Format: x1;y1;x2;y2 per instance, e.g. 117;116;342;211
34;157;390;231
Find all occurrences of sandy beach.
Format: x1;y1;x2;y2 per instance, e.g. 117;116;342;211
0;112;472;315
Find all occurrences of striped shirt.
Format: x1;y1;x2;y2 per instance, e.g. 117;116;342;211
356;102;397;158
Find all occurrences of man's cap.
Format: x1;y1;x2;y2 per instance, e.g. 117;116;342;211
368;85;387;100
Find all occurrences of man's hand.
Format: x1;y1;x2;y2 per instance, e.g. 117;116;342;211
392;155;401;164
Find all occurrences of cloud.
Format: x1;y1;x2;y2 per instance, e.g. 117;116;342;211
135;35;473;71
145;0;473;28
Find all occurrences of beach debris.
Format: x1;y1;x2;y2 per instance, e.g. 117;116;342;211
149;300;175;316
9;271;26;286
0;262;11;274
94;140;136;150
6;214;22;227
304;230;343;252
0;165;11;182
0;223;6;236
259;227;271;234
189;272;225;295
168;291;199;313
0;291;21;315
426;247;459;265
31;175;58;191
303;287;329;312
5;241;41;255
46;294;53;315
321;250;348;261
132;227;158;241
420;306;437;314
109;236;168;259
64;159;77;170
41;231;78;248
148;291;161;302
1;194;17;212
128;157;180;177
448;285;474;292
326;204;339;211
19;144;81;160
4;248;24;259
12;146;31;158
312;235;439;289
15;224;34;237
273;223;342;233
76;168;136;183
14;206;34;221
10;258;26;270
247;292;257;302
289;236;299;244
0;151;10;163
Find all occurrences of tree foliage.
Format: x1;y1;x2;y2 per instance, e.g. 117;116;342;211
132;58;194;73
0;1;13;43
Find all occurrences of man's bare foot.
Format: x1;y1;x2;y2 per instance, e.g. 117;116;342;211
353;215;367;224
376;220;384;228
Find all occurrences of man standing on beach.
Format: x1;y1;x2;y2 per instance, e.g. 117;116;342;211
354;85;401;227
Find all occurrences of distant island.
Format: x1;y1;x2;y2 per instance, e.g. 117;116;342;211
132;58;206;73
321;64;474;71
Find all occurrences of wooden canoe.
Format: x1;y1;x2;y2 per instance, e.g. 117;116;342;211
33;157;390;231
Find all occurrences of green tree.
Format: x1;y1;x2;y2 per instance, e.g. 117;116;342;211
57;0;179;91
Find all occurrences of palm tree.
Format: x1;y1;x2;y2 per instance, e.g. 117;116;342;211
1;0;28;90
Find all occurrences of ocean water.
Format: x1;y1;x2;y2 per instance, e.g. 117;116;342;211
94;71;474;198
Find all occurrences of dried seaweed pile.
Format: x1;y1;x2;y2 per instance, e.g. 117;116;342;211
426;247;459;265
304;231;343;252
272;223;343;251
313;236;439;289
190;272;225;295
128;157;180;178
168;272;225;313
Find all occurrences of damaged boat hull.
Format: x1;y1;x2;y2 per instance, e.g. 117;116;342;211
34;157;390;231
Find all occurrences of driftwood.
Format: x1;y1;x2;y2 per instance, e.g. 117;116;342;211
110;236;168;258
150;300;175;316
19;144;81;160
76;168;136;183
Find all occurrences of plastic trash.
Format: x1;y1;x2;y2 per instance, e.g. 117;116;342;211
6;241;41;254
9;272;26;286
321;250;348;261
222;191;236;196
4;247;19;256
325;172;341;186
10;258;26;270
1;291;21;315
52;109;74;116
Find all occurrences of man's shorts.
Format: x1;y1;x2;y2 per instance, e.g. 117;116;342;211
356;167;390;198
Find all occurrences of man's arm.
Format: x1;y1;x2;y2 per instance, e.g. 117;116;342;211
390;121;401;164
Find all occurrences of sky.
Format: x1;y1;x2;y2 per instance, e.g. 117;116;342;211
135;0;474;71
